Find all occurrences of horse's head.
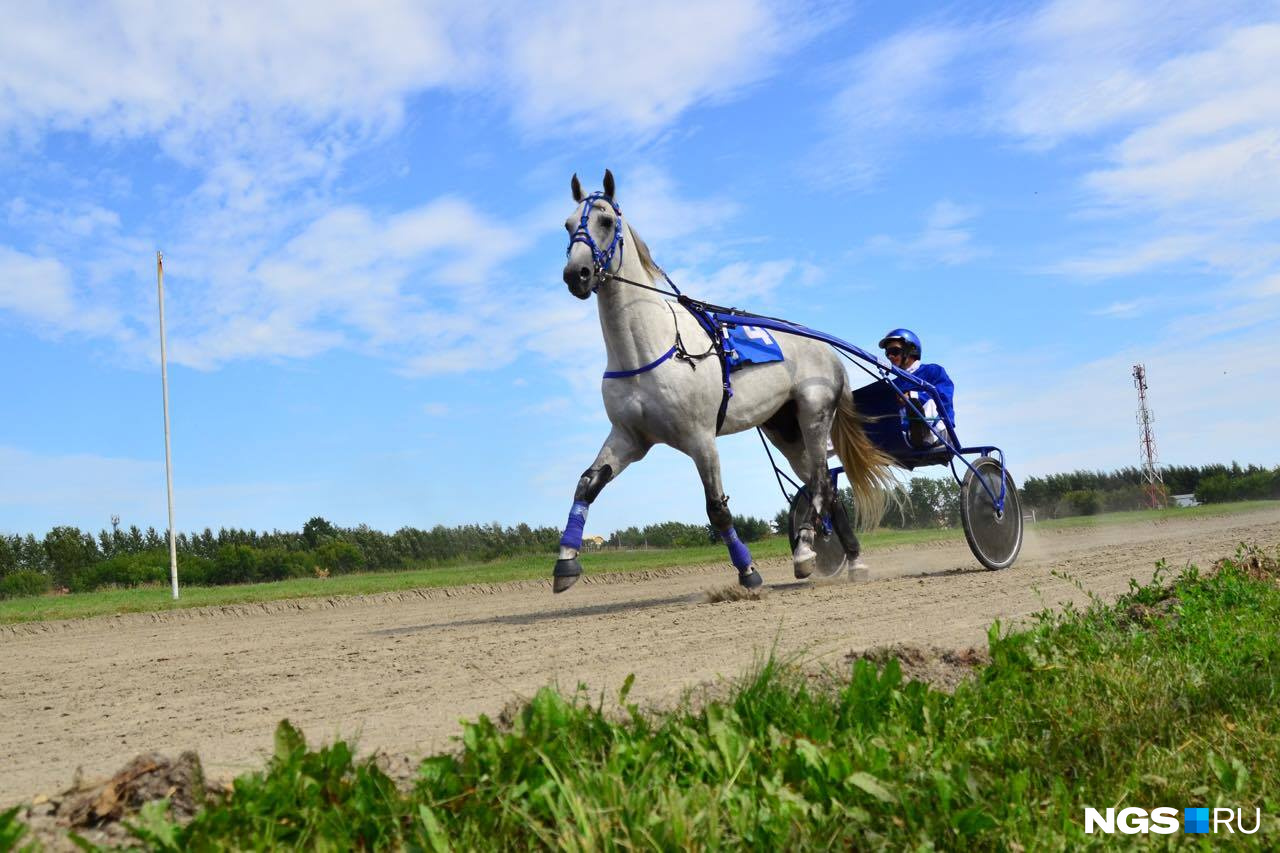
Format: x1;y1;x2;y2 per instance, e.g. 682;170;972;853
563;169;623;299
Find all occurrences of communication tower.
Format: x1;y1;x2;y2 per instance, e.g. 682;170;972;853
1132;364;1166;508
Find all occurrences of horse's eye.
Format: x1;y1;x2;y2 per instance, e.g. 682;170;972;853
565;222;572;233
599;215;614;229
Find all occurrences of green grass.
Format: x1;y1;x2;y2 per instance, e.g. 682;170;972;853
2;500;1275;627
88;543;1280;850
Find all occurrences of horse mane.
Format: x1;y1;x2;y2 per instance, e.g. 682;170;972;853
627;224;664;281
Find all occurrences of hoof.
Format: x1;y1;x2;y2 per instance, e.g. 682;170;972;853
553;557;582;594
738;567;763;589
849;558;871;583
793;551;816;580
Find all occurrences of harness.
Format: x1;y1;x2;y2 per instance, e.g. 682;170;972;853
568;192;735;431
566;191;624;287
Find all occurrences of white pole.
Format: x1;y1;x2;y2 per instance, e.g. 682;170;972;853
157;251;180;600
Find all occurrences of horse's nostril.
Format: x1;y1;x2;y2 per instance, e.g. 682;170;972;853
576;267;591;282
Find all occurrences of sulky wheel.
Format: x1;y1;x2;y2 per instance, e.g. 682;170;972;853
787;489;852;578
960;456;1023;570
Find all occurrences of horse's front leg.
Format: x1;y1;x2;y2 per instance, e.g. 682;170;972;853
687;438;763;589
553;427;650;593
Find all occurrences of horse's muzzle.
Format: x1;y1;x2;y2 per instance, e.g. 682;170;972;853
564;265;593;299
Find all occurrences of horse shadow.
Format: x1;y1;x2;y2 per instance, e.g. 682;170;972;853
369;591;701;635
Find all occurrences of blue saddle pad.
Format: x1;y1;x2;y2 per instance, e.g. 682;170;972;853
724;324;785;371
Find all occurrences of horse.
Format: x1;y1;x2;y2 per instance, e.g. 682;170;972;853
552;170;896;593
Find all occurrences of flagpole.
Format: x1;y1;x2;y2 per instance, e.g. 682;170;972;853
157;251;180;600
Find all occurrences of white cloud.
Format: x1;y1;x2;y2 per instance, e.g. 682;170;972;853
0;446;164;528
1052;234;1213;278
1078;23;1280;223
0;2;479;143
1255;274;1280;297
983;3;1280;338
956;323;1280;478
0;1;816;159
815;25;972;187
992;5;1280;232
864;200;984;266
666;259;817;308
0;246;119;335
611;164;742;248
164;195;534;370
1091;300;1145;318
502;1;821;137
0;3;826;379
815;2;1279;295
6;197;121;238
520;397;572;416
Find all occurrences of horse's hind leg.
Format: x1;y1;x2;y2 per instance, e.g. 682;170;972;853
685;437;763;589
791;396;843;578
761;405;821;579
553;427;650;593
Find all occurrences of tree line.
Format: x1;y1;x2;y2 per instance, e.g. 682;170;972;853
1021;462;1280;517
0;514;771;599
3;462;1276;599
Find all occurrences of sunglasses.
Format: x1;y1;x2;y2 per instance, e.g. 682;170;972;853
884;347;904;357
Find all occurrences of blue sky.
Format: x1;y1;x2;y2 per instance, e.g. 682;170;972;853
2;0;1278;539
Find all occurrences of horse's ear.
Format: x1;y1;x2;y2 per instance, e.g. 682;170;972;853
571;173;584;203
602;169;616;199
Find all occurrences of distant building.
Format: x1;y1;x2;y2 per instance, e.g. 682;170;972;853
1172;493;1199;508
583;535;606;551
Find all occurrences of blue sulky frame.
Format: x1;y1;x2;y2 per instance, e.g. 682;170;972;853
706;309;1010;515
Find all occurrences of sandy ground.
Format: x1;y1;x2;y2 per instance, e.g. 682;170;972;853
2;506;1278;807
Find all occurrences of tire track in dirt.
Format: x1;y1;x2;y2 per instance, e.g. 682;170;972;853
2;506;1277;807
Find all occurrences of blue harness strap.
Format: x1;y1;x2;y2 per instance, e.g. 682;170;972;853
589;234;735;431
602;345;678;378
679;298;734;433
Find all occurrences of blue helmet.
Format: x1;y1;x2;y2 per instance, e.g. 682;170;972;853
878;328;921;359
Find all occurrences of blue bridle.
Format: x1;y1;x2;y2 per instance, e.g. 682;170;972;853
566;191;624;287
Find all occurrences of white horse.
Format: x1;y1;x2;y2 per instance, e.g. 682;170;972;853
552;170;895;593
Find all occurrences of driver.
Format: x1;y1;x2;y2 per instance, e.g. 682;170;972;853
878;329;954;448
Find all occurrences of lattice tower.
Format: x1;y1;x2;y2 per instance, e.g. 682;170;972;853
1132;364;1167;509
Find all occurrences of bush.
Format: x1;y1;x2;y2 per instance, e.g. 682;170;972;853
315;541;365;575
71;553;167;592
1058;489;1100;517
1234;470;1278;500
1098;485;1140;512
43;526;99;588
68;550;216;592
0;536;17;577
256;548;314;582
0;570;51;600
731;514;773;542
210;545;263;585
1194;473;1231;504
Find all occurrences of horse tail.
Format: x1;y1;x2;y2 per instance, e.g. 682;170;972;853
831;383;899;529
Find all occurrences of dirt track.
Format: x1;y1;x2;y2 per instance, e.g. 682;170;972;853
3;506;1278;807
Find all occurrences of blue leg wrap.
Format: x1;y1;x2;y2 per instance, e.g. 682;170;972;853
721;526;753;571
559;500;590;550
